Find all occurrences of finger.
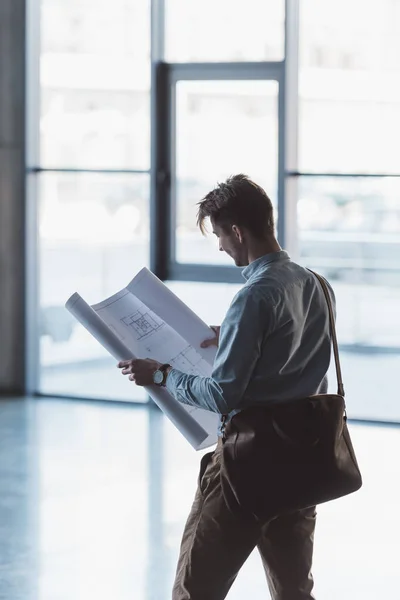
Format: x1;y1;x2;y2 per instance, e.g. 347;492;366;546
121;367;131;375
118;360;133;368
129;374;135;382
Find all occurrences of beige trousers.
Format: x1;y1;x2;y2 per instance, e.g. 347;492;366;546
172;440;316;600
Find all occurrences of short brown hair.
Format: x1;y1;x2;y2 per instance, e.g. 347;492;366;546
197;174;274;238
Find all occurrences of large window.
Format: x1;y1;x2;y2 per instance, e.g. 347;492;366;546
29;0;400;422
35;0;151;399
296;0;400;421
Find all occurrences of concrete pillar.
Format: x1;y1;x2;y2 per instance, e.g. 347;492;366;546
0;0;26;393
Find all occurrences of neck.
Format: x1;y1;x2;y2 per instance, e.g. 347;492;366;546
247;235;282;264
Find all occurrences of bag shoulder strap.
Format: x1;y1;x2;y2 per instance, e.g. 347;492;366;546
307;269;345;398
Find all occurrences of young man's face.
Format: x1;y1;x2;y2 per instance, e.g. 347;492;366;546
211;220;249;267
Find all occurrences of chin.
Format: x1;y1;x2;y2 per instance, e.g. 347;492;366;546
234;257;247;267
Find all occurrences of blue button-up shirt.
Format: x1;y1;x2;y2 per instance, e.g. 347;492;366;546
166;251;334;417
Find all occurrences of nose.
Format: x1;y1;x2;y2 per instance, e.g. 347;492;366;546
219;240;224;252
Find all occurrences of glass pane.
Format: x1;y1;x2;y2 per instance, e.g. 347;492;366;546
166;0;284;62
38;172;150;400
299;0;400;173
297;176;400;421
40;0;150;169
174;80;279;264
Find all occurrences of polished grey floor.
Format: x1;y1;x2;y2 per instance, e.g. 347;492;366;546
0;396;399;600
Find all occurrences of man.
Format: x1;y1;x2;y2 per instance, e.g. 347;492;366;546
118;174;335;600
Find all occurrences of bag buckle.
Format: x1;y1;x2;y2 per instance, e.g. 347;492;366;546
220;414;228;440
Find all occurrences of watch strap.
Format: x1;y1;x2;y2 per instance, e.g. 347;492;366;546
159;363;172;386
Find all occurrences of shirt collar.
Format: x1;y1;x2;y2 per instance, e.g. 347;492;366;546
242;250;290;281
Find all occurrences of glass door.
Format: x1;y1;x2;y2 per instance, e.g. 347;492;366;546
166;66;283;276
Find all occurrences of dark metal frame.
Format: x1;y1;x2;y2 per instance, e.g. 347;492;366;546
151;61;285;283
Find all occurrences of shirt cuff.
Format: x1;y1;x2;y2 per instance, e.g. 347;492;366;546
165;367;181;396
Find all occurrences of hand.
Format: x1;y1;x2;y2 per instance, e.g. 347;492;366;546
201;325;220;348
117;358;162;386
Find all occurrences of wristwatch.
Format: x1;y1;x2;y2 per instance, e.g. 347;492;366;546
153;363;172;387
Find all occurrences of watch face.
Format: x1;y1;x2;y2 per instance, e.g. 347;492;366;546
153;370;164;385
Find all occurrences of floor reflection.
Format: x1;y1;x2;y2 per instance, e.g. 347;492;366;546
0;397;399;599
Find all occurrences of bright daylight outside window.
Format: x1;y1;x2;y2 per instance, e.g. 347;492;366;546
298;0;400;421
38;0;150;400
166;0;284;62
174;80;279;265
35;0;400;422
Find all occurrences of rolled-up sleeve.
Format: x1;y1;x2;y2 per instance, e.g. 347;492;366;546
166;285;270;414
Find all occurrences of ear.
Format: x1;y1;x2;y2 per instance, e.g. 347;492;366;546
231;224;244;244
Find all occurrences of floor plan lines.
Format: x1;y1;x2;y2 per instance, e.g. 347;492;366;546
170;346;209;374
121;310;164;340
